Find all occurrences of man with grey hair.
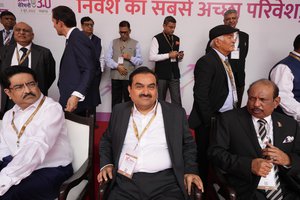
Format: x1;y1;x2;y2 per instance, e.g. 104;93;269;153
223;9;249;108
189;25;238;193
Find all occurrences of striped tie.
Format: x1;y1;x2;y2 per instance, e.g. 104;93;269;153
258;119;284;200
4;30;10;46
266;165;283;200
258;119;267;141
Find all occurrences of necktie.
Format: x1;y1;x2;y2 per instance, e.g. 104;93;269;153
20;47;29;67
224;59;238;106
4;30;10;46
258;119;284;200
258;119;267;141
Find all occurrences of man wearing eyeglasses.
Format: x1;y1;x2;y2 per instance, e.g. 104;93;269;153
105;20;143;108
0;66;73;199
0;21;56;114
80;16;104;124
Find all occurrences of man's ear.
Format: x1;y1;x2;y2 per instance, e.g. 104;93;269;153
273;96;281;108
4;88;11;99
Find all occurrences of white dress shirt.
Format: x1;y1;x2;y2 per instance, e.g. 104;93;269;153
270;51;300;122
11;43;32;67
213;48;234;112
118;102;172;173
149;37;170;62
0;95;73;195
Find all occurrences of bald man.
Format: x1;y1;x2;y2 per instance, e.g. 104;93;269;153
0;22;56;113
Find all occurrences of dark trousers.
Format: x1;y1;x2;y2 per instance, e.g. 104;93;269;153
111;79;131;108
0;156;73;200
108;169;185;200
158;79;182;106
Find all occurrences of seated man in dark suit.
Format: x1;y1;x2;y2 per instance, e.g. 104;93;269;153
97;67;203;200
209;79;300;199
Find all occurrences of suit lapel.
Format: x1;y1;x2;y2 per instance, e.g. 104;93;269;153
160;102;175;160
30;44;38;70
271;114;285;147
239;108;263;156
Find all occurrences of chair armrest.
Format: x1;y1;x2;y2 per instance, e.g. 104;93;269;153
213;166;236;200
58;159;91;200
99;180;111;200
190;182;203;200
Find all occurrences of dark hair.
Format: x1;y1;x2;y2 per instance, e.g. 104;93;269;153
52;6;76;28
163;16;176;25
0;10;16;20
247;79;279;99
119;21;130;29
293;34;300;51
129;67;158;86
0;66;38;89
81;16;93;25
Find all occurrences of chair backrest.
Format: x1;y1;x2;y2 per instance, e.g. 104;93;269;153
64;112;94;172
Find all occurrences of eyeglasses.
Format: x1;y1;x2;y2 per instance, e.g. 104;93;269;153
83;23;94;27
119;31;129;35
9;81;37;92
14;28;32;34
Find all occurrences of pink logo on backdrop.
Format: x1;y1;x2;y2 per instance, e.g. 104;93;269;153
17;0;52;9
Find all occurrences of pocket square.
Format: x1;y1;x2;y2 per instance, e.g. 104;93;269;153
283;136;294;143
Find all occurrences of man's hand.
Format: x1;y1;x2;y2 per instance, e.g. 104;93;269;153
184;174;204;195
117;65;128;76
251;158;273;177
178;51;184;60
262;143;291;166
65;95;79;112
97;165;114;183
169;51;178;59
122;53;131;60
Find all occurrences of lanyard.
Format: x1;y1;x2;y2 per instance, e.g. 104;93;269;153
131;104;157;149
290;52;300;62
163;32;174;51
11;96;46;147
16;47;32;65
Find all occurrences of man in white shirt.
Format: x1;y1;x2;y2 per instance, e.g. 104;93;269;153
209;79;300;199
0;66;73;199
269;34;300;123
97;67;203;200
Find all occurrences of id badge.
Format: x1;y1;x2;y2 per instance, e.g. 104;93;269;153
118;57;124;64
117;153;138;179
257;167;276;190
170;58;176;62
231;49;240;59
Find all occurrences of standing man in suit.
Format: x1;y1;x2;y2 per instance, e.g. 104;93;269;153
0;22;55;113
105;21;143;108
81;16;105;124
189;25;238;190
223;9;249;107
149;16;184;106
52;6;96;116
97;67;203;200
269;34;300;123
0;11;16;47
209;79;300;199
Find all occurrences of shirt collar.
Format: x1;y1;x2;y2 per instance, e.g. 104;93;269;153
13;94;44;112
66;27;76;39
292;51;300;57
213;48;227;61
17;43;32;50
252;115;272;124
133;100;158;116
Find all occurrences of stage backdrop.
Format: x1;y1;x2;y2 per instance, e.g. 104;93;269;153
1;0;299;120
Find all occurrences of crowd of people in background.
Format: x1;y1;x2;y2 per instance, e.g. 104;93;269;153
0;4;299;200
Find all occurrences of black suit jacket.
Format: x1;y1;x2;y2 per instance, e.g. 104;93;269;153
189;49;229;129
58;28;96;112
205;30;249;88
99;101;199;199
0;30;15;48
208;108;300;199
0;43;55;113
